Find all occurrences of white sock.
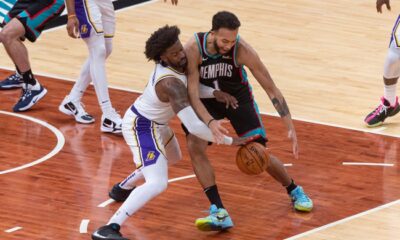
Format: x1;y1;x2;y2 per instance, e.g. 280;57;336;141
384;84;397;106
107;157;168;226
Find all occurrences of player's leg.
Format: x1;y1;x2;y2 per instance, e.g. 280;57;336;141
1;0;64;112
185;99;233;231
228;100;313;212
92;109;168;240
365;39;400;127
60;0;115;124
110;125;181;202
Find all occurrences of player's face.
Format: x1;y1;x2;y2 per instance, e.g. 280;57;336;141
213;28;239;55
162;40;187;70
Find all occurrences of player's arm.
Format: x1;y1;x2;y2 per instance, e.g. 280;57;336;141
237;38;299;158
156;77;250;145
184;37;229;143
377;0;391;13
65;0;79;38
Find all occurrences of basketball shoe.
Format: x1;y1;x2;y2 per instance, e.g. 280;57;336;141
195;204;234;231
92;223;128;240
101;109;122;134
0;72;23;89
109;183;135;202
364;97;400;127
290;186;313;212
13;83;47;112
59;96;95;124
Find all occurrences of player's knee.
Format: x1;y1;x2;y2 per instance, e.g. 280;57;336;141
90;44;107;59
105;39;113;58
148;180;168;195
186;135;207;153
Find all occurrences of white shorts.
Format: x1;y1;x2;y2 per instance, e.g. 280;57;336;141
75;0;115;39
122;106;177;169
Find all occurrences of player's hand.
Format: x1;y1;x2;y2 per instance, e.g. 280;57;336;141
288;129;299;159
164;0;178;5
377;0;391;13
214;90;238;109
231;134;260;146
67;15;79;38
209;119;229;144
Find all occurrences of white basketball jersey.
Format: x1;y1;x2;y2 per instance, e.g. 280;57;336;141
133;63;187;124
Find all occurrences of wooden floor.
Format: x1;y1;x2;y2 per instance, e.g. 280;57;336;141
1;0;400;239
0;72;399;239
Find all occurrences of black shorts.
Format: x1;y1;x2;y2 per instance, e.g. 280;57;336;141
182;98;268;145
3;0;65;42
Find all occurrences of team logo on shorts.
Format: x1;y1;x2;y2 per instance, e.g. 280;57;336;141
146;151;156;161
81;24;88;34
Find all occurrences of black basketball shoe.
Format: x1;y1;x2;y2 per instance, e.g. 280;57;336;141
109;183;135;202
92;223;128;240
364;97;400;127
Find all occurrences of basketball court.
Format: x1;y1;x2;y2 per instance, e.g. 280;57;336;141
0;0;399;239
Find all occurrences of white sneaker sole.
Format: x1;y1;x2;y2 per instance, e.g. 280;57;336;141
58;101;95;124
17;88;47;112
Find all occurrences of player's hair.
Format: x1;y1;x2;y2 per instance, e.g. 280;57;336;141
211;11;241;31
145;25;180;62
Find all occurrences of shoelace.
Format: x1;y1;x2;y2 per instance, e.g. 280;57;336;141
373;104;389;116
8;74;22;82
19;88;32;102
293;190;310;202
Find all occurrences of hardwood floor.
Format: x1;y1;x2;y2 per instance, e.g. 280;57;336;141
0;71;399;239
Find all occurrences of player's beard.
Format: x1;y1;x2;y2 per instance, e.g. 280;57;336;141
214;40;231;56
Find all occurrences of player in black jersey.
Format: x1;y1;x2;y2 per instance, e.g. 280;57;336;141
184;11;313;231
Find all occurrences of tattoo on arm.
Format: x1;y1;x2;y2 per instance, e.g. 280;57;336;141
162;78;190;113
271;97;290;117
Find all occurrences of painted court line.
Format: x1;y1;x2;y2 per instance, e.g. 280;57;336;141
98;199;115;208
79;219;90;233
0;110;65;175
342;162;394;167
1;66;397;139
4;226;23;233
97;174;197;208
285;199;400;240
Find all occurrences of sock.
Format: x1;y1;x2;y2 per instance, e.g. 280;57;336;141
286;179;297;194
22;69;36;86
15;66;21;76
384;84;397;106
204;185;224;209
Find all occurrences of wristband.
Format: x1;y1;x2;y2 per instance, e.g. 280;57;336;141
68;14;76;19
223;136;233;145
207;118;215;127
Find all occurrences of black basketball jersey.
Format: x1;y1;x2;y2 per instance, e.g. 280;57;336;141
195;32;253;103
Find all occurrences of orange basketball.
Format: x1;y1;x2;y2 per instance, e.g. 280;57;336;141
236;142;269;175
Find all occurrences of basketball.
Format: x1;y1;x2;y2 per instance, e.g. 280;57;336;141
236;142;269;175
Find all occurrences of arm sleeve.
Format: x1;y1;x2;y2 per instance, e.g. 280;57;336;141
198;83;216;98
177;106;232;145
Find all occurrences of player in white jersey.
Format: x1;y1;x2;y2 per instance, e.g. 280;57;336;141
365;0;400;127
58;0;123;133
91;25;254;240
